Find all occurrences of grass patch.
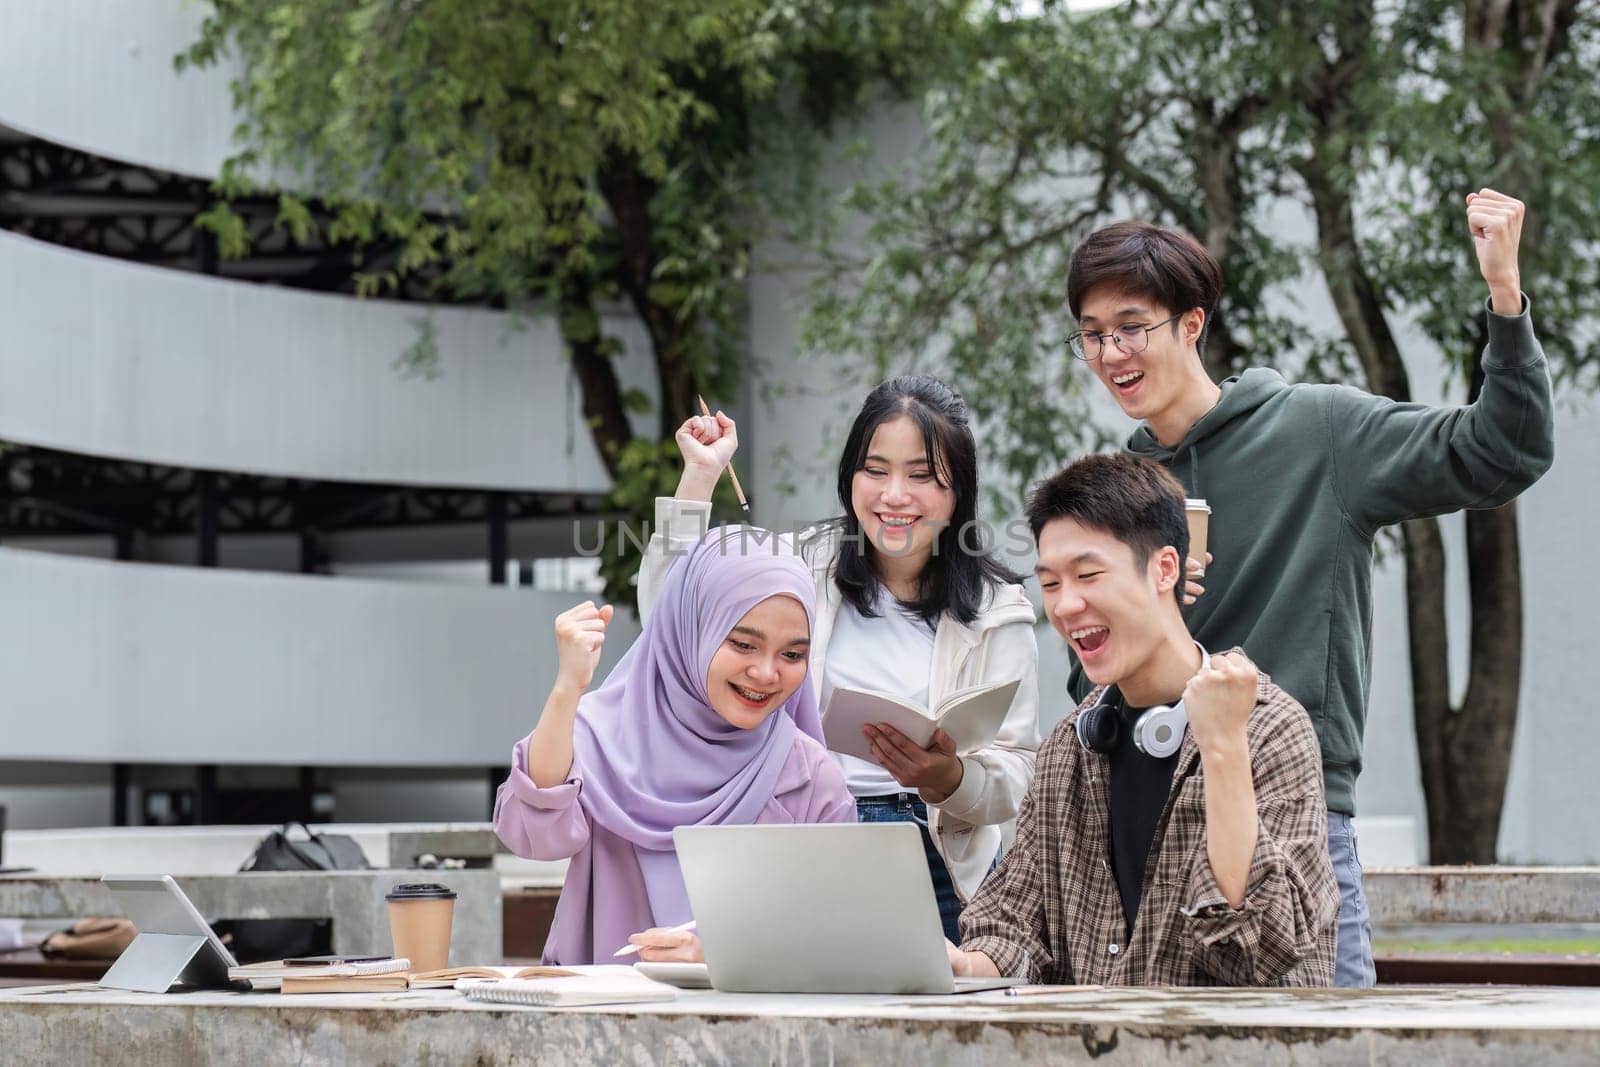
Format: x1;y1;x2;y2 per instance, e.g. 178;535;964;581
1374;939;1600;957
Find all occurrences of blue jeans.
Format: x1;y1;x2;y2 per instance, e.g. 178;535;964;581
1327;812;1375;987
857;793;964;943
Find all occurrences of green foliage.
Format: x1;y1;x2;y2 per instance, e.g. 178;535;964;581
1367;6;1600;393
181;0;969;609
803;0;1600;503
179;0;774;305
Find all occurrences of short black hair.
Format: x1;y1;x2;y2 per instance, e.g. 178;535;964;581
1025;453;1189;604
817;374;1022;625
1066;221;1222;354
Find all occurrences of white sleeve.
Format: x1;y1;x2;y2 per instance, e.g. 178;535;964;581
926;620;1041;827
638;497;714;623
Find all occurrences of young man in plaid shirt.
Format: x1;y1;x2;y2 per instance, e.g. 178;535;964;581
949;454;1338;985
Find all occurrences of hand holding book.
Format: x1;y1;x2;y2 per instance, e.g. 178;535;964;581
863;724;964;801
823;678;1022;765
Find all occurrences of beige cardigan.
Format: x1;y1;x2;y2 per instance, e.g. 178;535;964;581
639;497;1041;902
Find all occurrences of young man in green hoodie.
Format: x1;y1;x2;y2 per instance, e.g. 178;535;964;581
1062;190;1555;986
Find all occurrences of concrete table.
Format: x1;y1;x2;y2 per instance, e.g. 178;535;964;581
0;870;501;965
2;983;1599;1065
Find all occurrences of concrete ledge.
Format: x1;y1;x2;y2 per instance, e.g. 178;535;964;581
4;823;499;875
1365;867;1600;925
1350;815;1420;866
1;985;1599;1066
0;870;501;965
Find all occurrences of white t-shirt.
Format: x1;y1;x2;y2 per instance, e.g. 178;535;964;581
822;584;937;798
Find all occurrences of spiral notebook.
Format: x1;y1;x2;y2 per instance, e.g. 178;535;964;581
459;966;677;1007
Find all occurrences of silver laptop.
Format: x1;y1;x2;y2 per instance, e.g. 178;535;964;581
100;875;240;992
673;823;1021;994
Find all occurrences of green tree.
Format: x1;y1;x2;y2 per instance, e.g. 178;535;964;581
804;0;1599;862
179;0;968;603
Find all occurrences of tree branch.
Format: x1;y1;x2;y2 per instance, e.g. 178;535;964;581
559;271;632;479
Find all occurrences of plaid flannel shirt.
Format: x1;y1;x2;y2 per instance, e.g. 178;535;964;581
960;665;1338;986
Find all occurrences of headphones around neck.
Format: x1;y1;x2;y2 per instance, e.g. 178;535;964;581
1075;644;1211;759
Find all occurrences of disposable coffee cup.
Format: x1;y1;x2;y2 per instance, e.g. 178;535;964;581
1185;499;1211;577
386;883;457;972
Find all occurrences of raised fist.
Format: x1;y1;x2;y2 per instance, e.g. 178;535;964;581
674;411;738;474
1181;650;1259;750
554;600;613;691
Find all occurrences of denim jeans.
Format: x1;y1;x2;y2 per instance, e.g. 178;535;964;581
856;793;964;943
1327;812;1376;987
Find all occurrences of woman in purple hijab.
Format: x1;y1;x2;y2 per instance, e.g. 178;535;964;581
493;526;855;964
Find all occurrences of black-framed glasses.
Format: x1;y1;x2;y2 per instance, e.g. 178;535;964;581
1065;313;1183;361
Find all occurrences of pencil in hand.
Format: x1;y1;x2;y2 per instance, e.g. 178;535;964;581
696;394;751;518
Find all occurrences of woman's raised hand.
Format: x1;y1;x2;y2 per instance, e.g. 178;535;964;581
674;411;739;474
554;601;614;692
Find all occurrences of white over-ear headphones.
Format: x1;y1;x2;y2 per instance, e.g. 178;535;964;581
1076;643;1210;759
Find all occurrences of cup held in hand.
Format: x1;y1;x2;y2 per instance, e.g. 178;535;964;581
1184;499;1211;578
386;882;457;973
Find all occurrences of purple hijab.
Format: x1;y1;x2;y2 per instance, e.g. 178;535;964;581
570;525;823;923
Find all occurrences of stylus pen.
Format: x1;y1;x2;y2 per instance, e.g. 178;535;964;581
613;920;698;957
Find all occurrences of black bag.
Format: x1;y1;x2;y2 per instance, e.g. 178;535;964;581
214;823;373;963
242;822;372;873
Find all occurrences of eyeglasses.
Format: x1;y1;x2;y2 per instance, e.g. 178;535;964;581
1065;313;1183;361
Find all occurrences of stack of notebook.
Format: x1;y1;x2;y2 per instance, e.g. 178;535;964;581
228;957;411;993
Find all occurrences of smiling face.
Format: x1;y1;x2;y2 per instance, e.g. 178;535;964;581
704;594;813;730
849;414;957;570
1034;516;1182;688
1076;285;1208;427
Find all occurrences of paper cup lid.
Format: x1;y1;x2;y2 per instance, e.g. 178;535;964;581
386;882;457;902
1184;499;1211;513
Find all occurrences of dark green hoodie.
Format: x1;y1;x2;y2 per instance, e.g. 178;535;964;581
1070;300;1555;815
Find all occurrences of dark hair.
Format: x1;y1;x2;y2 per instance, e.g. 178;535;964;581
1025;453;1189;604
1066;221;1223;354
818;375;1022;625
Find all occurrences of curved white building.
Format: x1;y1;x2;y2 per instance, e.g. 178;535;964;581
0;0;658;828
0;0;261;180
0;229;619;491
0;548;637;767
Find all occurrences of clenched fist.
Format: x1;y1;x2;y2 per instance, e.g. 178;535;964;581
1181;650;1259;752
674;411;739;475
554;600;614;691
1465;188;1524;314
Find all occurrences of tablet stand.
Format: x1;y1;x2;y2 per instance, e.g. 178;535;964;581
100;931;233;993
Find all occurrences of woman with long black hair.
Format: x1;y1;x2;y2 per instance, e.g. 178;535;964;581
641;375;1040;941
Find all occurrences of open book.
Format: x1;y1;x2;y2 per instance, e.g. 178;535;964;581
408;965;576;989
822;678;1022;765
458;964;677;1007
